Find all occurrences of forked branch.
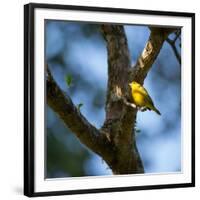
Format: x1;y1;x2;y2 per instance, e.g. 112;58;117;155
46;66;112;159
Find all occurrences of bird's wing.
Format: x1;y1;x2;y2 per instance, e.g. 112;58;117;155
139;86;154;106
145;94;154;107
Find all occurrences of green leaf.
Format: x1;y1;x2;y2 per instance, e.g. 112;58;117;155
65;74;72;87
77;103;83;111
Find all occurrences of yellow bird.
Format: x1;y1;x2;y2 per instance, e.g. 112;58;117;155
129;81;161;115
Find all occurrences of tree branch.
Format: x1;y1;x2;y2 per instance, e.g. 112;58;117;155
46;65;112;159
129;27;177;84
166;30;181;65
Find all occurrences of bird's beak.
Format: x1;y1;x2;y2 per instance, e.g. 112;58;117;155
128;83;131;87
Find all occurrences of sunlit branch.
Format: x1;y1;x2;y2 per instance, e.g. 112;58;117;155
129;27;177;84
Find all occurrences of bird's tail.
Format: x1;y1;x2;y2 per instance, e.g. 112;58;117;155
152;107;161;115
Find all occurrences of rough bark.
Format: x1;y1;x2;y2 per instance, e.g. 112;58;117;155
100;25;143;174
46;67;114;162
46;25;176;175
129;27;177;84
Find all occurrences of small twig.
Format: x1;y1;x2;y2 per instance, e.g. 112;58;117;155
166;30;181;65
122;97;137;109
114;85;137;109
174;30;181;42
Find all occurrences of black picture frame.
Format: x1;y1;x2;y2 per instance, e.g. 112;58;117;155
24;3;195;197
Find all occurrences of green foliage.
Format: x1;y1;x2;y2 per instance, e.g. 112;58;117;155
65;74;73;87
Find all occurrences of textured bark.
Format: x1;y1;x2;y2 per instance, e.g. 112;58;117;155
129;27;177;84
101;25;143;174
47;25;176;175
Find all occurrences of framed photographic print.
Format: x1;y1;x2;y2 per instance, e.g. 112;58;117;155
24;3;195;197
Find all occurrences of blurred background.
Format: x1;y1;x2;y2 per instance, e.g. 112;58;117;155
45;20;181;178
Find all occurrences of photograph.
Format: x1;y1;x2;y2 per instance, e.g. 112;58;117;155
46;21;182;178
24;3;195;196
